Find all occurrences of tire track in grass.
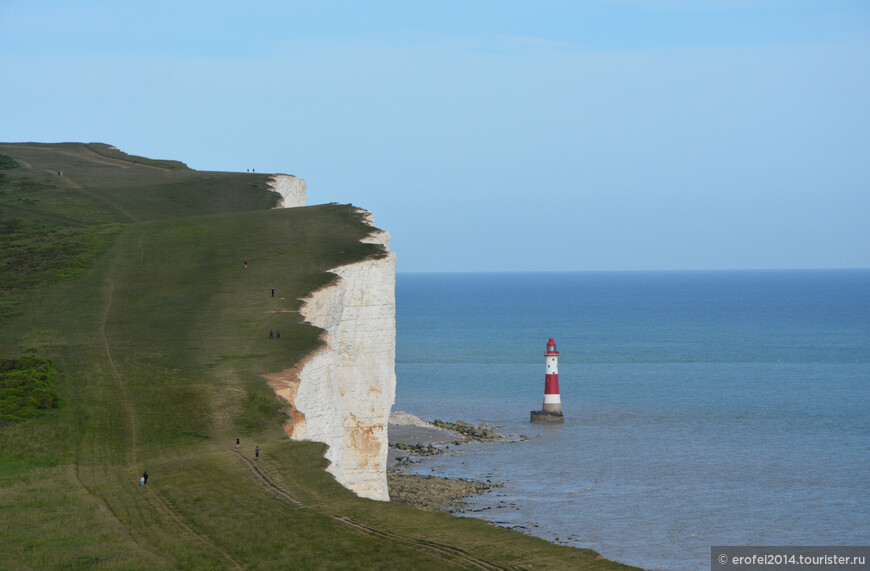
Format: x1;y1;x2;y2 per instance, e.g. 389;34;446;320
137;233;146;265
94;275;242;568
230;448;301;506
329;515;516;571
68;461;167;565
229;449;517;571
142;484;243;570
68;317;165;564
78;186;141;222
100;279;138;466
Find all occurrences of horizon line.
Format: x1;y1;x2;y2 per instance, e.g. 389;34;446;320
395;267;870;275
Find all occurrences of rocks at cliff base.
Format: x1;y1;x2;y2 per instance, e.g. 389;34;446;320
386;415;510;510
390;442;440;455
386;471;501;512
431;419;502;441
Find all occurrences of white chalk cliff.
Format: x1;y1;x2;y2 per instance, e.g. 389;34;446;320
265;210;396;501
268;174;306;208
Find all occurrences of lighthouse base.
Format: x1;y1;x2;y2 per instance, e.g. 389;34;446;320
530;410;564;424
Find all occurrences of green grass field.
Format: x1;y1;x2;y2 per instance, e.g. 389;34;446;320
0;143;639;569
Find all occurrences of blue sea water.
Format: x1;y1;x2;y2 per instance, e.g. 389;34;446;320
393;270;870;571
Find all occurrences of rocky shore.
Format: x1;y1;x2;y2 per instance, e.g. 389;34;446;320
387;471;498;512
386;411;505;511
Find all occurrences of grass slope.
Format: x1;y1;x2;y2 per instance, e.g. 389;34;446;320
0;144;639;570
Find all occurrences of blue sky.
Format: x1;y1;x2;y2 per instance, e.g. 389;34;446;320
2;1;868;271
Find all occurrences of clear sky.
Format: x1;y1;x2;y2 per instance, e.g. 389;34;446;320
2;1;868;272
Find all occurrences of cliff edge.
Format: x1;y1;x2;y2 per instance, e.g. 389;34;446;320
266;209;396;501
269;174;306;208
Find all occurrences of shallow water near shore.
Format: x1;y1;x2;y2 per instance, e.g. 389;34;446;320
393;271;870;571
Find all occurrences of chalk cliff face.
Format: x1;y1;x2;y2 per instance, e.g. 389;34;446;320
265;210;396;501
268;174;306;208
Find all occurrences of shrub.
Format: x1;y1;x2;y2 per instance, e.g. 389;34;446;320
0;356;60;424
0;154;18;170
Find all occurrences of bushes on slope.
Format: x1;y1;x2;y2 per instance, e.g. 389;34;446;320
0;356;60;424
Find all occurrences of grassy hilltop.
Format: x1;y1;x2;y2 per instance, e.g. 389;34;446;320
0;143;637;570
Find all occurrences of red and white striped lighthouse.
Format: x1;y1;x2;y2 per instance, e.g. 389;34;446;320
531;337;565;423
543;337;562;414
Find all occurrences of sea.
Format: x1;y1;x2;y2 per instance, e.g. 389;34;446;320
392;270;870;571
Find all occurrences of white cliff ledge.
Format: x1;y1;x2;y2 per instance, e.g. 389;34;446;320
268;174;306;208
265;209;396;501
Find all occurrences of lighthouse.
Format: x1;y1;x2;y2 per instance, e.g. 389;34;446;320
530;337;564;423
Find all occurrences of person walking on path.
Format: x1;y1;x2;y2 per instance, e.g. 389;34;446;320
141;471;148;486
271;288;274;297
236;438;240;448
276;330;280;339
255;446;260;461
269;329;273;340
244;260;248;269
